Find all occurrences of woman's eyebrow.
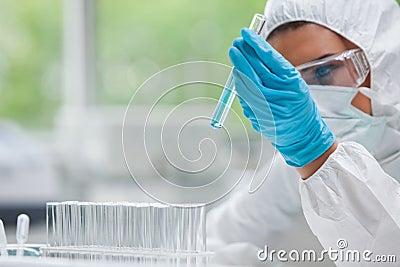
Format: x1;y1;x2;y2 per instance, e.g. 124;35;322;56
311;53;335;61
296;52;339;69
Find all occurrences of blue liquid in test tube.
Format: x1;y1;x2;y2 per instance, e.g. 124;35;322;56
210;14;266;129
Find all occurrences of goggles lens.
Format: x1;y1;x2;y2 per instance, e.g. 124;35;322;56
296;49;370;88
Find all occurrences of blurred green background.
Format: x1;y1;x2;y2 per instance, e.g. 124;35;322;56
0;0;265;129
0;0;399;129
0;1;61;128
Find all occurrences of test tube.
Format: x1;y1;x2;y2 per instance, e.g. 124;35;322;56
16;214;30;257
0;219;8;257
210;13;266;129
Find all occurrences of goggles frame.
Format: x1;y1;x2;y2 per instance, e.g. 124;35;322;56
296;48;370;88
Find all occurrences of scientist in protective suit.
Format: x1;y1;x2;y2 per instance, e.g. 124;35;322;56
207;0;400;265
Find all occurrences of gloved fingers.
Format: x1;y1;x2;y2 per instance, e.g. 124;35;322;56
232;37;273;80
229;47;272;116
228;46;262;87
234;70;268;135
246;114;277;141
234;65;300;104
229;47;273;104
237;92;254;120
232;37;289;89
230;43;299;99
233;35;297;91
233;67;262;112
233;68;276;133
241;28;297;78
233;68;270;109
233;67;298;114
250;119;277;141
234;37;309;98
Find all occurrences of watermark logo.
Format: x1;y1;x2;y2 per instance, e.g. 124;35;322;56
257;239;396;263
336;238;348;250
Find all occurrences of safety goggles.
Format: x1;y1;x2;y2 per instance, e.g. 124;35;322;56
296;49;370;88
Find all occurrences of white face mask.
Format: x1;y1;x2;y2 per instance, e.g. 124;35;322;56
309;85;387;153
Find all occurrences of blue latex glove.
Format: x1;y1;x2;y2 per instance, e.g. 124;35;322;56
229;28;335;168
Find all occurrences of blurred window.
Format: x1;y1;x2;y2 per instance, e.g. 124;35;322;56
96;0;265;105
0;0;62;129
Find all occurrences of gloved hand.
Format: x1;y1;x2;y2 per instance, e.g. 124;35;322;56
229;28;335;167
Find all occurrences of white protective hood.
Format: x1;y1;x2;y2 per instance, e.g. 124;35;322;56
263;0;400;178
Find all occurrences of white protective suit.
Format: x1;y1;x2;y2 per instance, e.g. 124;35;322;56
207;0;400;266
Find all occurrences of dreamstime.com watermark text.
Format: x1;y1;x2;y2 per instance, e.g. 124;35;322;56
257;239;396;263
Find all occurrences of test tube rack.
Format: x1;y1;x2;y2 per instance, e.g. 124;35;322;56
42;201;212;265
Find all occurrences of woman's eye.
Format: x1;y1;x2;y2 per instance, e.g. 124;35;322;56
314;64;338;85
315;65;332;78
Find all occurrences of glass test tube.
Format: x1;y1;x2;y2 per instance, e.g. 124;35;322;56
210;14;266;129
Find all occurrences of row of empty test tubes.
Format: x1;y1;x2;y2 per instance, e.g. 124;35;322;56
46;201;206;253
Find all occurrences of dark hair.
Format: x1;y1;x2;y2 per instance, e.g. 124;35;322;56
267;21;311;40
